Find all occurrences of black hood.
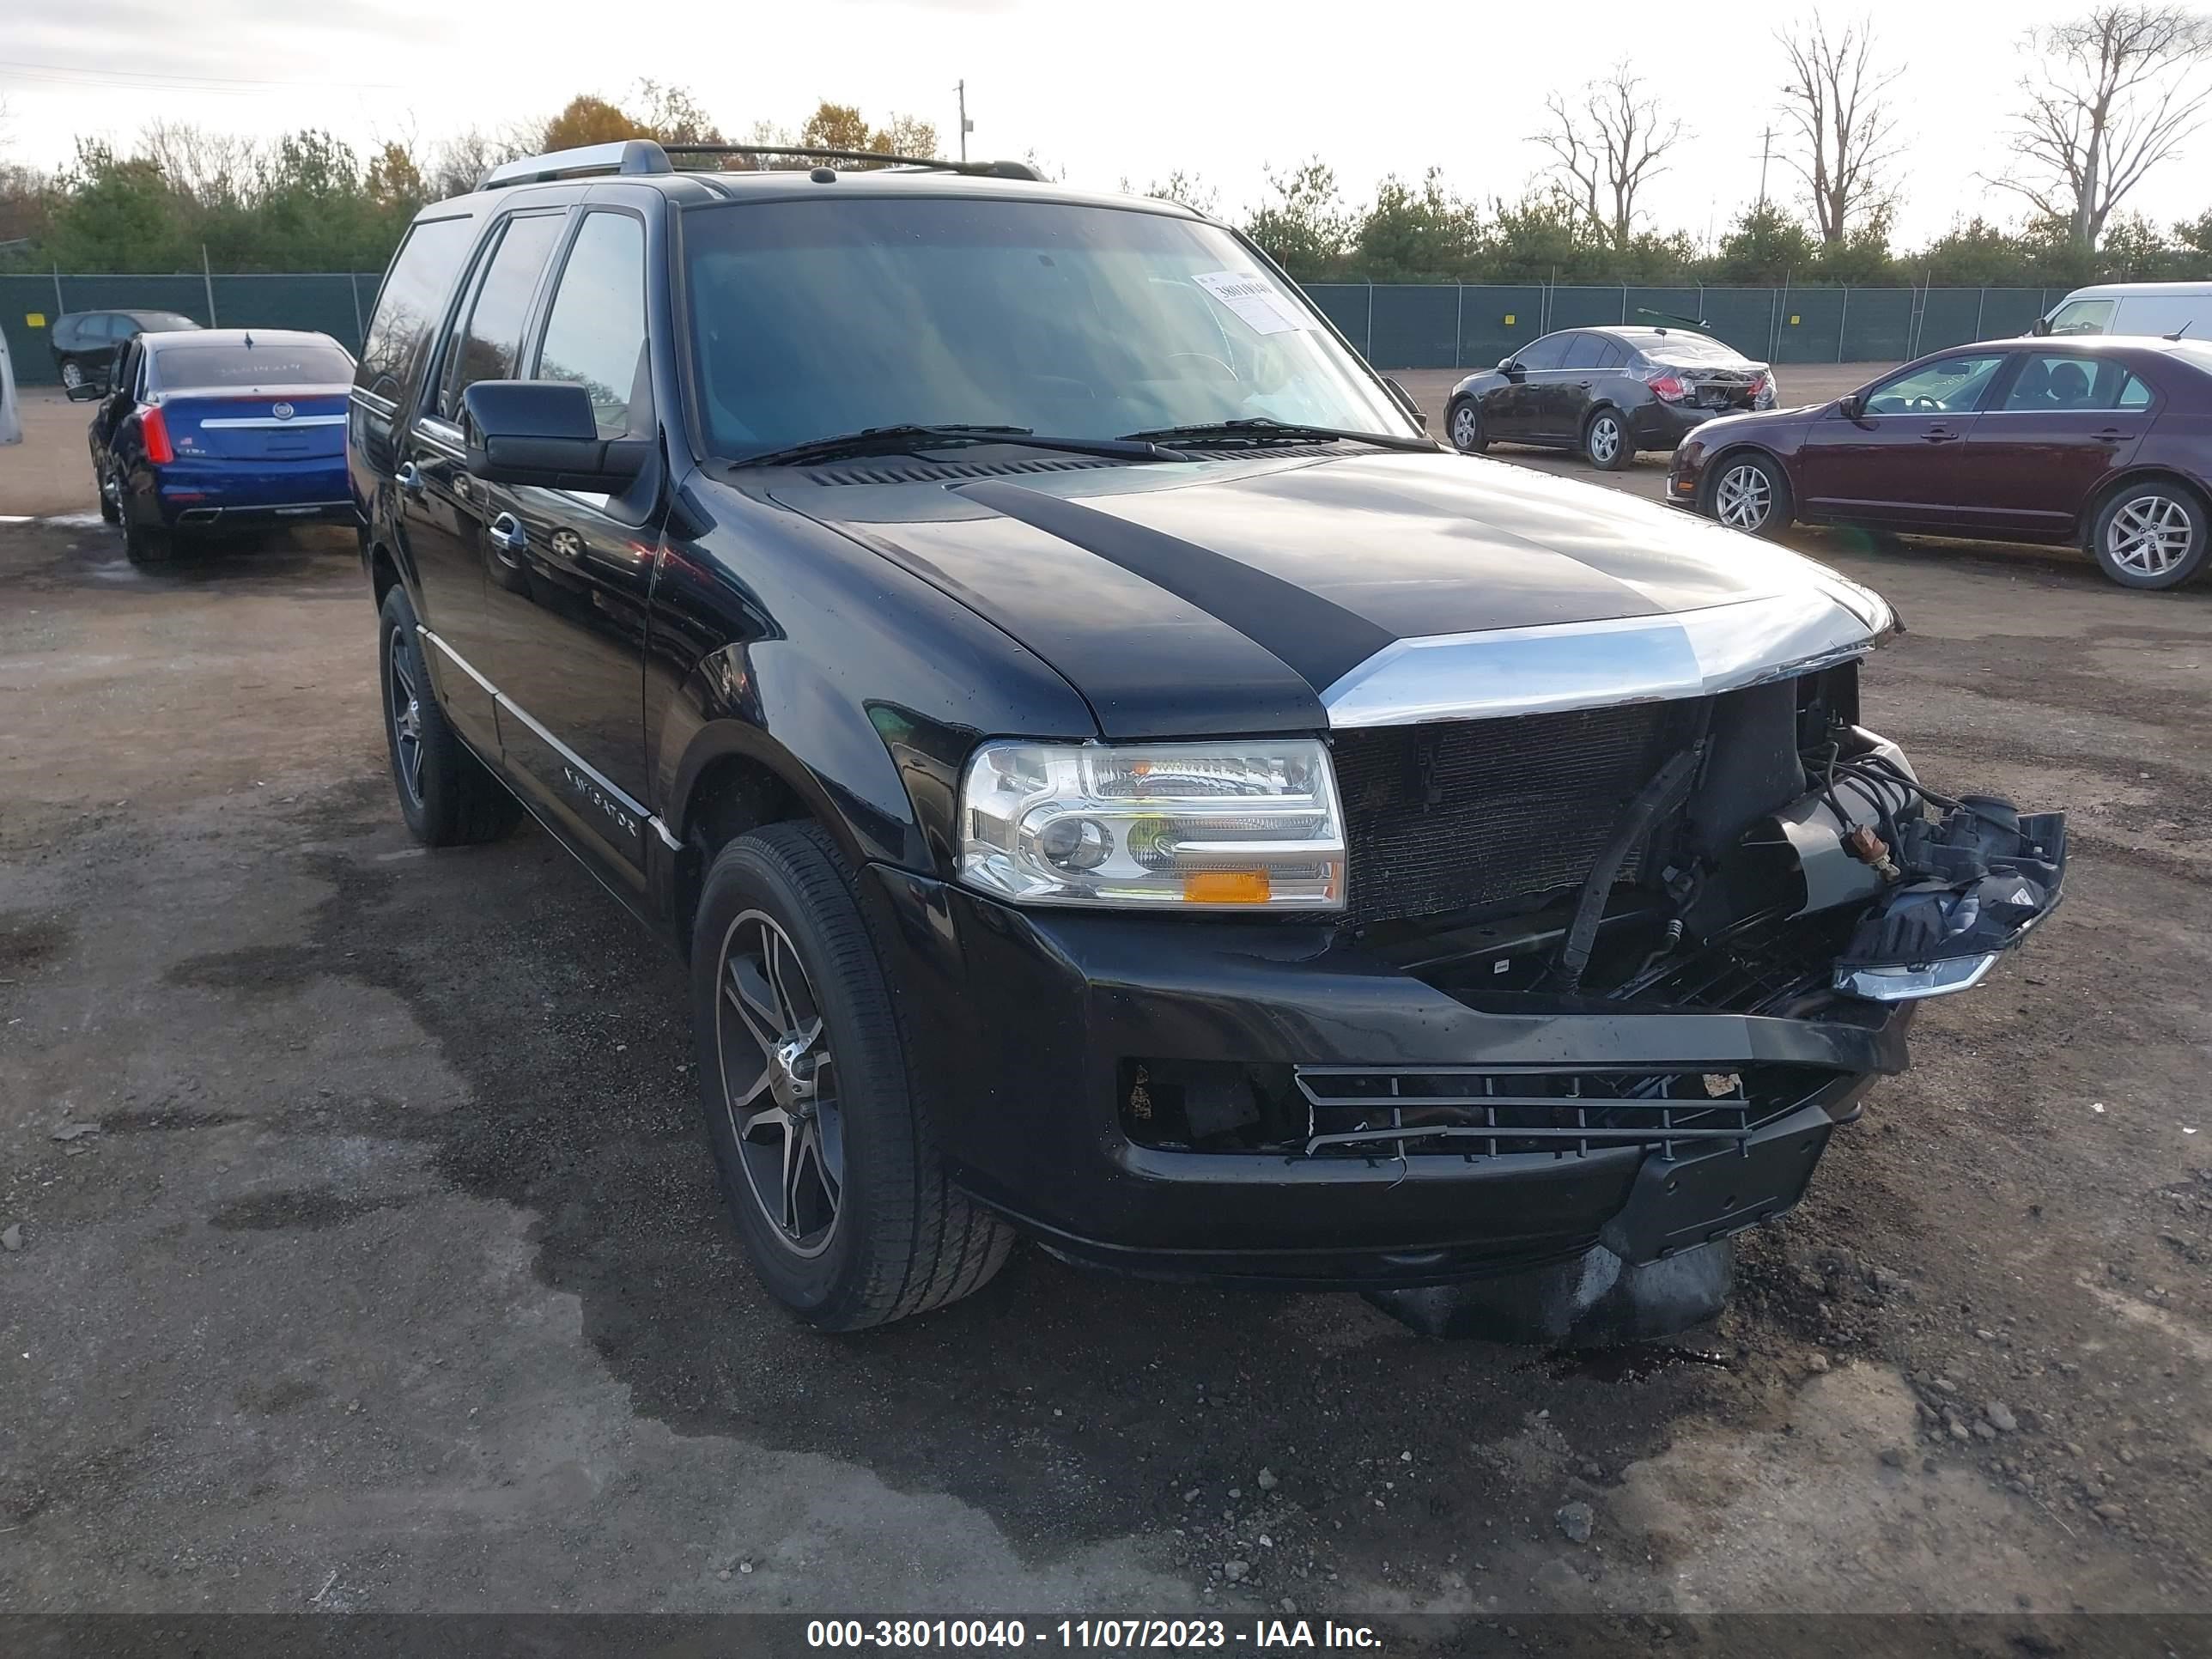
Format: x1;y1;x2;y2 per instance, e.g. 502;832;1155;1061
767;451;1881;740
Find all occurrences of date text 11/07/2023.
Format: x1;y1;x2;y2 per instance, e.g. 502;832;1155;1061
805;1619;1385;1650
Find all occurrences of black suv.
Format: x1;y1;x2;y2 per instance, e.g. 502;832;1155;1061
349;140;2064;1331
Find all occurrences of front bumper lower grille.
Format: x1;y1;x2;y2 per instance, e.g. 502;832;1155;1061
1293;1060;1840;1160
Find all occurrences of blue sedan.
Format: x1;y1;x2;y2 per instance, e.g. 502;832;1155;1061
79;327;357;564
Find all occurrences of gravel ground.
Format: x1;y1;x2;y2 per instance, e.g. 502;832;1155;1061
1;412;2208;1632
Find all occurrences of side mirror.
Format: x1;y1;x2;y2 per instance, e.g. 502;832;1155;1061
461;380;647;492
2030;317;2052;337
65;380;106;403
1838;391;1867;421
1498;356;1522;375
1381;375;1427;431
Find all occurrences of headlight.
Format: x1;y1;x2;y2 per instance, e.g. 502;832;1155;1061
957;738;1346;910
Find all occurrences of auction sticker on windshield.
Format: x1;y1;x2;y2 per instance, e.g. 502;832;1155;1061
1193;270;1307;335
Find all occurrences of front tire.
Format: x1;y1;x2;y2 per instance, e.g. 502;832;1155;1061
1447;398;1488;454
693;822;1014;1330
1705;452;1792;539
376;586;522;846
1583;408;1632;471
2089;482;2208;590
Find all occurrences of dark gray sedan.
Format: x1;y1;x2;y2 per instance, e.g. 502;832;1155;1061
1446;325;1775;471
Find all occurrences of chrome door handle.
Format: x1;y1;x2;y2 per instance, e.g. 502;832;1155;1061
487;513;526;555
395;461;425;495
1921;428;1960;443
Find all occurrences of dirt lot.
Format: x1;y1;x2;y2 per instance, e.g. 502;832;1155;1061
1;403;2209;1637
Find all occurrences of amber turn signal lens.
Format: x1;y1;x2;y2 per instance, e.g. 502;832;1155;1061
1182;871;1271;904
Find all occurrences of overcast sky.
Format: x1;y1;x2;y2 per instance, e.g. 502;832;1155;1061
3;0;2206;247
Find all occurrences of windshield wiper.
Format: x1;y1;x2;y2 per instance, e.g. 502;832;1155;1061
1115;417;1437;453
736;423;1180;469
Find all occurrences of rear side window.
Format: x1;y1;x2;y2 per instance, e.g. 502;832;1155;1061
359;216;477;402
1562;334;1611;370
1998;353;2154;412
441;212;565;420
533;212;649;439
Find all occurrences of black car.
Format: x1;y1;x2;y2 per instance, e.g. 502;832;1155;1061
349;139;2063;1332
1446;325;1775;471
49;308;200;393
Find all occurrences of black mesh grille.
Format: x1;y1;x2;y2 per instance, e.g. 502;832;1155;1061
1333;702;1705;927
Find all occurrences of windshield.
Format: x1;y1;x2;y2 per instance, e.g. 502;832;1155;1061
682;196;1412;459
1644;334;1746;365
154;343;355;389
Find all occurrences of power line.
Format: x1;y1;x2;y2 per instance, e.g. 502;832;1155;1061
0;57;400;94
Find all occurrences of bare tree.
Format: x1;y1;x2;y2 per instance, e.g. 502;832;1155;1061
1531;62;1686;249
1778;15;1903;248
1999;3;2212;246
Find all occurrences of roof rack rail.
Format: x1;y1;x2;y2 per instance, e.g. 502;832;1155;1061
481;138;1046;190
664;143;1044;180
480;140;672;189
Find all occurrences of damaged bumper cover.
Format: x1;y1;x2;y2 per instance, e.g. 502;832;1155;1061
859;743;2064;1291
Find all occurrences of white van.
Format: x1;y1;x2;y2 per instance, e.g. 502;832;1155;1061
2036;282;2212;339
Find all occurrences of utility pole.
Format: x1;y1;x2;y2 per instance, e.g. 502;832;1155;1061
1755;125;1774;212
956;80;972;163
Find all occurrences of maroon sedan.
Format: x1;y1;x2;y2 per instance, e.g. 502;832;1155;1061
1668;337;2212;590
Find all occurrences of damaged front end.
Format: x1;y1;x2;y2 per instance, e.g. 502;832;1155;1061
1112;656;2063;1266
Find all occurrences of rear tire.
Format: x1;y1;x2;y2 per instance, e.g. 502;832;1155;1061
98;468;121;526
693;822;1015;1330
1705;451;1792;539
1447;398;1488;455
1583;408;1632;471
121;512;171;565
2088;481;2209;590
59;358;85;392
376;585;522;846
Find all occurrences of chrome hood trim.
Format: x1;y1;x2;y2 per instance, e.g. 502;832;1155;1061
1322;581;1893;729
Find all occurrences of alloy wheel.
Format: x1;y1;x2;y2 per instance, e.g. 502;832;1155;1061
2104;494;2193;579
1449;404;1481;451
387;629;426;806
60;361;83;391
1589;416;1621;466
1714;463;1771;531
715;909;844;1259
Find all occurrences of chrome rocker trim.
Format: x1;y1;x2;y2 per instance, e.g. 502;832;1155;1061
1321;586;1893;730
416;624;684;853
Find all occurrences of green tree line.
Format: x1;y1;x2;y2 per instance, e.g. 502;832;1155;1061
0;85;942;275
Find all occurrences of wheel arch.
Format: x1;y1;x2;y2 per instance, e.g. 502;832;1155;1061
2081;465;2212;549
1696;441;1794;515
664;716;882;953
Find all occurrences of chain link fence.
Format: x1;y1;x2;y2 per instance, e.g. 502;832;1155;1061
3;270;2081;388
0;271;380;387
1304;282;2074;370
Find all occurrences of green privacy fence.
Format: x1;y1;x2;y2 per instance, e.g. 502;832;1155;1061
1;271;381;387
5;269;2081;389
1303;283;2079;370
